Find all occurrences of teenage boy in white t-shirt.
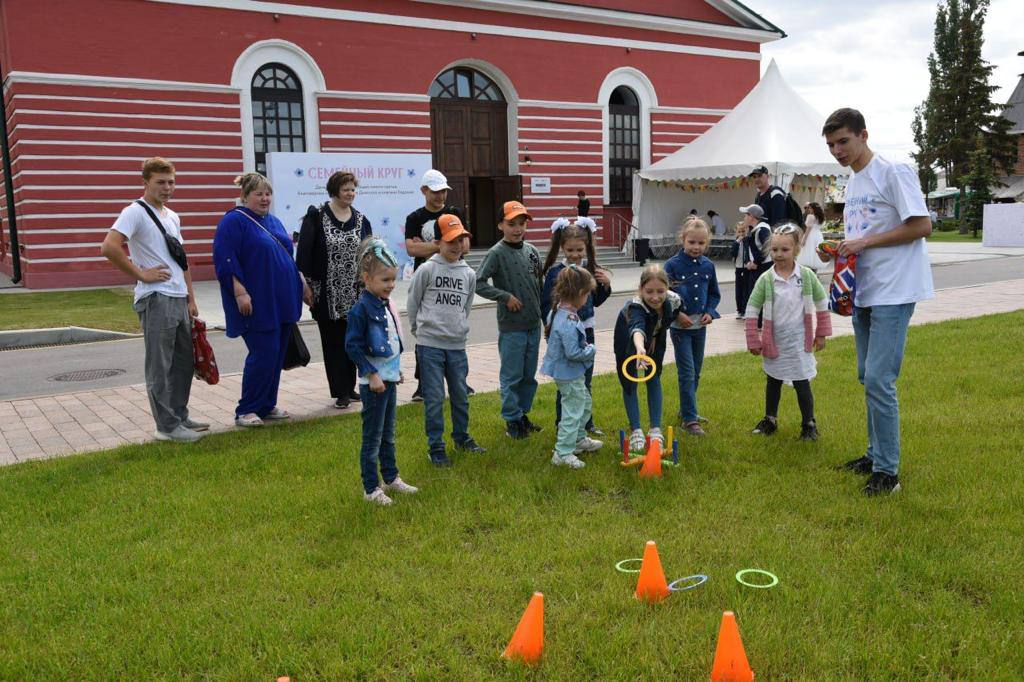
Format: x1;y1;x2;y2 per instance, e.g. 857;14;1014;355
100;157;206;443
820;108;933;496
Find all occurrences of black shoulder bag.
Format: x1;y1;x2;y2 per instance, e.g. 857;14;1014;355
134;200;189;271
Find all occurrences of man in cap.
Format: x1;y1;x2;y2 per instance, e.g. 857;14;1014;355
749;165;788;226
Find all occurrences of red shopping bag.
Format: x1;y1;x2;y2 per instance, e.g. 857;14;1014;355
191;318;219;385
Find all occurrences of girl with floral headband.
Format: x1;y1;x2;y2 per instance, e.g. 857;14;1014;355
541;217;611;435
344;237;419;505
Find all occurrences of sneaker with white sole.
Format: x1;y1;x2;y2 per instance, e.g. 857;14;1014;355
235;413;264;428
264;407;290;420
574;436;604;454
153;425;202;443
629;428;646;453
383;477;419;495
181;418;210;432
363;487;394;505
550;452;586;469
648;427;664;447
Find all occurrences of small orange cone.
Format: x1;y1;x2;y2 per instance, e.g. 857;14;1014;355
502;592;544;665
634;540;671;603
639;438;663;478
710;611;754;681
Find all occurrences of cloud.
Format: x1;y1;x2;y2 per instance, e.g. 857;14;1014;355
756;0;1023;162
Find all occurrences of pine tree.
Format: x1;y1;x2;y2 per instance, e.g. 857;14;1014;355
914;0;1016;232
961;136;997;238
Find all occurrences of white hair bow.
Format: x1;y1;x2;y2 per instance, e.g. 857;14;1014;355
550;216;599;233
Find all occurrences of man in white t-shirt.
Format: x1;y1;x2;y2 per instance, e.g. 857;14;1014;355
821;108;933;496
100;157;206;443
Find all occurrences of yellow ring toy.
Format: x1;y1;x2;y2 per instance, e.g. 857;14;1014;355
621;354;656;383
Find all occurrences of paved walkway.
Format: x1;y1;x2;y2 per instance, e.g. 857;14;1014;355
2;278;1023;466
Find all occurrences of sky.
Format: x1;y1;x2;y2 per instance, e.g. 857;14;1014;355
756;0;1023;163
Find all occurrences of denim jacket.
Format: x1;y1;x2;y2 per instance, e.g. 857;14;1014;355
541;306;596;381
344;290;404;379
664;252;721;328
540;261;611;328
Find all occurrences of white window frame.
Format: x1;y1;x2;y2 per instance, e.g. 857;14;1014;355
598;67;657;203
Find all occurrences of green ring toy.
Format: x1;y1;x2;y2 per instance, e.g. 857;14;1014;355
615;558;643;574
735;568;779;589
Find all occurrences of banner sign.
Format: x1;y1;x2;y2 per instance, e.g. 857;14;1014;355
266;152;434;276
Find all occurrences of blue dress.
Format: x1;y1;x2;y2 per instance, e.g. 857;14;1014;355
212;207;303;338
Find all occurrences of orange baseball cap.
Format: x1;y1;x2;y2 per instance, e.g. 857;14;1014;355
502;201;532;221
437;213;471;242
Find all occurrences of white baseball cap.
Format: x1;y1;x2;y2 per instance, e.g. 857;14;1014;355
421;169;452;192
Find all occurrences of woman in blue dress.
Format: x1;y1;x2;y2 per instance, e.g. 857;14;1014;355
213;172;310;427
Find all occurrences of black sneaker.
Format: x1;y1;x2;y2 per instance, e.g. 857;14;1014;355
428;450;453;467
348;391;361;402
837;456;873;475
505;420;528;440
800;422;818;441
455;438;487;454
466;385;476;397
864;471;901;496
751;417;777;435
521;414;542;433
410;386;424;403
334;397;350;409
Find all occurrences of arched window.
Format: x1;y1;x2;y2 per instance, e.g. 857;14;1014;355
251;63;306;174
608;85;640;205
429;67;505;101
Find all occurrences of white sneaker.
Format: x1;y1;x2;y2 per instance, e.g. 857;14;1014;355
235;413;264;427
153;425;202;443
574;436;604;454
264;407;290;420
363;487;393;506
629;428;646;453
383;477;419;495
649;427;664;447
551;452;586;469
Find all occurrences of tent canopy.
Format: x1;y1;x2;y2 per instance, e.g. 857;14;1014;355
639;60;846;183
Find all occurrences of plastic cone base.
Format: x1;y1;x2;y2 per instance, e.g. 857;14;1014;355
634;540;671;603
502;592;544;665
710;611;754;681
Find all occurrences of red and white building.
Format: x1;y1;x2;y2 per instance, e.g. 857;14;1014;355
0;0;783;288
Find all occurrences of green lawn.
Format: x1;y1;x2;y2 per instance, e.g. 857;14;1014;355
927;230;984;243
2;313;1023;679
0;288;139;332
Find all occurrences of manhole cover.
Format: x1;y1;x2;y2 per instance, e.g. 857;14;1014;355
49;369;126;382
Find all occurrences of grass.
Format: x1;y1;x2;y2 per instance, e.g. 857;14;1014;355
0;288;139;332
2;313;1023;679
927;231;984;243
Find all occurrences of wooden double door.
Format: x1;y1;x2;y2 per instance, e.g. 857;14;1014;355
430;99;521;246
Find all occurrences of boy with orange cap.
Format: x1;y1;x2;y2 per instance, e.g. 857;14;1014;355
475;201;545;440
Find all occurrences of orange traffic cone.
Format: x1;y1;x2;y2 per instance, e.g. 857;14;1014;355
502;592;544;665
710;611;754;681
634;540;671;603
276;677;291;682
639;438;663;478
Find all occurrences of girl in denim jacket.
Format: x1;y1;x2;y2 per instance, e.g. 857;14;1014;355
540;266;602;469
344;238;419;506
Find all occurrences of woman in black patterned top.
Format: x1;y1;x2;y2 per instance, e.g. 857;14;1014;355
296;171;373;408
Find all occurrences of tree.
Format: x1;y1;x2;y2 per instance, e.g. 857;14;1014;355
961;136;998;238
911;105;937;195
913;0;1017;232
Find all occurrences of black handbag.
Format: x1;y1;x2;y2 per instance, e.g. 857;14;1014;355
282;323;310;370
134;200;189;271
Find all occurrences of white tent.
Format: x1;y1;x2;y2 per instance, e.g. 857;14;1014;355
630;60;847;239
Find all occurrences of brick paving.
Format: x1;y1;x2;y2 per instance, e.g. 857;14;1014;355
2;279;1023;466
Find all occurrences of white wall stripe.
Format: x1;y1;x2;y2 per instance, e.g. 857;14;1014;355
19;226;223;234
21;253;213;263
6;71;239;94
24;240;213;250
518;127;601;134
651;106;730;115
25;212;224;219
653;142;692;147
520;172;603;177
11;139;241;151
18;155;241;163
518;150;602;156
519;100;604;111
146;0;764;61
14;109;240;123
522;162;603;167
13;124;240;137
321;134;431;141
10;94;240;109
320;121;430;129
651;132;701;138
17;184;235;190
13;170;238;179
651;121;715;127
16;198;237;207
318;90;430;103
518;114;602;123
319;107;429;116
519;139;601;146
319;147;431;153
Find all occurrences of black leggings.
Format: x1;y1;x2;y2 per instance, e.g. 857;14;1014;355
765;376;815;425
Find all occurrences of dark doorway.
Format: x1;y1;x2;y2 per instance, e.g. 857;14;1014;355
251;63;306;175
429;67;520;245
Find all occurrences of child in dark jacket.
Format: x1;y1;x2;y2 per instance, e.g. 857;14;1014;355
345;238;418;506
540;218;611;434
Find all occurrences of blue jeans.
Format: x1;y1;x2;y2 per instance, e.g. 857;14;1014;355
622;376;663;432
497;326;540;423
555;327;595;430
358;382;399;494
852;303;915;476
671;327;706;423
417;345;470;453
554;377;590;457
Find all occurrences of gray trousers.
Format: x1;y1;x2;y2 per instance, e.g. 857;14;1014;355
134;293;193;432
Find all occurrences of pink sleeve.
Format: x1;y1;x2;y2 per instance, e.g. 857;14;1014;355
815;310;833;338
745;316;762;351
